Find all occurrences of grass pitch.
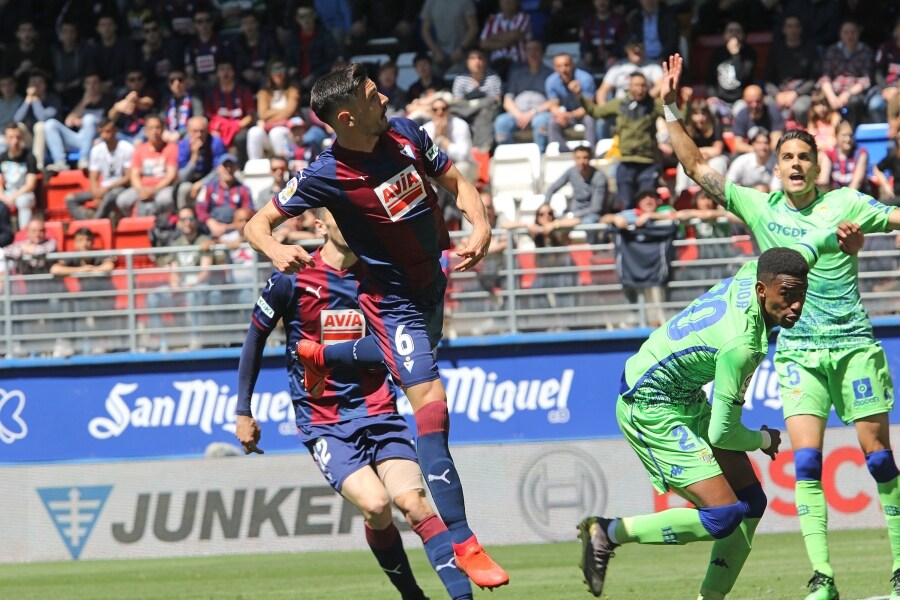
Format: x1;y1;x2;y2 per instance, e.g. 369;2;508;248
1;528;894;599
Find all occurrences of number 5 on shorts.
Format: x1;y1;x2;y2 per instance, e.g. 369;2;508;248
786;362;801;386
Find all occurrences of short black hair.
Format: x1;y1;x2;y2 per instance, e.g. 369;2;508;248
310;63;368;126
635;188;658;202
4;121;19;133
73;227;95;240
757;247;809;284
573;145;592;155
775;128;818;159
413;52;431;65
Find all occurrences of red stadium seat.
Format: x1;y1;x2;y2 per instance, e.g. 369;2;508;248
14;220;65;248
569;245;594;286
114;216;157;268
517;252;537;289
44;170;89;222
64;218;113;251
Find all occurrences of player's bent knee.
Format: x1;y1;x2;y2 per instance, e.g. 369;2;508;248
737;482;767;518
355;493;393;521
794;448;823;481
698;501;748;539
866;449;900;483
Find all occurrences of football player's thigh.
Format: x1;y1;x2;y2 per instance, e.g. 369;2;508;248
832;344;895;425
776;349;830;449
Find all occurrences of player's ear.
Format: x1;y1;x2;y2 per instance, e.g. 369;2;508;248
336;108;353;127
755;280;766;301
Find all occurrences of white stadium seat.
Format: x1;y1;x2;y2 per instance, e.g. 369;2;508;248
490;143;542;199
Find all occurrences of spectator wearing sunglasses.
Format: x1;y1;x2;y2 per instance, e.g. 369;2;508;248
161;70;205;143
139;17;185;95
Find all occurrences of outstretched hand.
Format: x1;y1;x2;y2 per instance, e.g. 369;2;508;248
660;54;684;105
455;221;491;271
836;221;864;255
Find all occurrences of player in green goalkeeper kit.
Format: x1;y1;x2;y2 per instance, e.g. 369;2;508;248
655;53;900;600
578;221;863;599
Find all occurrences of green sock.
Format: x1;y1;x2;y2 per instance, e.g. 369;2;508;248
877;475;900;572
616;508;714;545
700;517;760;596
795;479;832;577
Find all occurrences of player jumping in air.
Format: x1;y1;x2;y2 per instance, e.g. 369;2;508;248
579;225;864;599
244;64;508;589
236;207;474;600
662;53;900;600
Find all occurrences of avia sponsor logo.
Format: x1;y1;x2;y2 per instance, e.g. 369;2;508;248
375;164;427;221
320;309;366;345
0;387;28;444
38;486;112;559
766;222;808;238
88;381;293;439
439;367;574;424
110;486;382;543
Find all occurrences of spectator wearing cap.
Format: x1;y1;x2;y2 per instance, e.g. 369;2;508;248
2;19;52;90
117;114;178;217
247;59;301;161
176;115;228;209
65;118;133;220
161;69;204;144
726;126;782;192
204;60;256;164
731;84;784;155
87;14;138;93
579;0;626;75
546;52;598;151
12;69;63;170
625;0;679;62
194;153;254;238
494;39;553;153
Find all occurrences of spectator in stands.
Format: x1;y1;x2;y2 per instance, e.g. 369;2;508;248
215;0;266;31
822;119;869;193
706;21;757;117
176;115;227;208
232;10;280;91
580;72;663;209
247;59;301;161
675;188;746;280
0;199;12;248
805;89;841;155
494;39;553;153
479;0;532;80
0;0;28;49
161;0;201;44
311;0;353;55
377;61;408;118
65;118;134;220
2;19;52;90
139;16;184;95
0;75;23;153
50;227;118;355
204;59;255;164
44;73;113;173
695;0;770;37
451;48;503;154
12;70;62;170
124;0;162;43
601;187;676;229
52;20;90;111
625;0;679;62
88;14;137;93
764;14;820;125
195;153;254;238
544;145;611;227
726;126;781;191
876;19;900;112
405;54;450;122
108;69;156;145
874;136;900;203
0;122;38;229
349;0;418;55
579;0;626;75
770;0;841;54
420;0;479;74
161;69;204;144
218;206;257;308
255;154;288;210
731;84;784;155
675;98;729;195
819;19;881;127
285;6;340;94
184;8;227;91
595;36;664;104
117;114;177;217
272;201;319;243
286;115;327;166
147;204;220;351
891;79;900;137
424;96;473;172
546;53;598;153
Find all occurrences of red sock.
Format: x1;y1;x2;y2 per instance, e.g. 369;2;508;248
365;522;400;549
414;401;449;436
412;513;448;543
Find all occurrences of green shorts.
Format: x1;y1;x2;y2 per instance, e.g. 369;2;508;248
616;396;722;494
776;343;895;424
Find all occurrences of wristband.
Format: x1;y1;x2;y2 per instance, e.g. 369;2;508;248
759;429;772;450
664;102;681;122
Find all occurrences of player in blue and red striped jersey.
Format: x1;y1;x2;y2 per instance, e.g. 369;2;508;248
236;208;473;600
245;63;507;589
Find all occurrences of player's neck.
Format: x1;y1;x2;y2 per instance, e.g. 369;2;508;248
320;242;357;271
783;189;818;210
336;131;379;153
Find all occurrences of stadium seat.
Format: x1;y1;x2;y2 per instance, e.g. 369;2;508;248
569;245;594;286
397;52;417;67
64;218;113;251
44;169;89;222
855;123;891;177
115;215;156;268
397;65;418;90
545;140;591;156
490;143;542;198
746;31;773;81
722;131;736;154
542;154;575;192
239;158;275;210
492;194;518;226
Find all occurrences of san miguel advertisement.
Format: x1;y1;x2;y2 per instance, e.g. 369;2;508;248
1;335;900;463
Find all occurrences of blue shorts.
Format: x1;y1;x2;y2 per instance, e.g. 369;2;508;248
359;281;445;388
300;413;418;493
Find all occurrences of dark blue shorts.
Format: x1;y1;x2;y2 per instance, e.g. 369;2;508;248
358;281;445;388
300;413;418;493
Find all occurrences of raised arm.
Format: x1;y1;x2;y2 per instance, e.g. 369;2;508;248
660;54;728;207
434;164;491;272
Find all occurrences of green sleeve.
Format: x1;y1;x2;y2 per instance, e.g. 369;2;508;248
791;229;840;268
842;188;896;234
708;341;763;452
724;180;768;227
581;96;621;119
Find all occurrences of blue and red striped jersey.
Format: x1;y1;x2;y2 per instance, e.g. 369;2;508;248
249;249;395;427
272;117;453;296
195;176;254;222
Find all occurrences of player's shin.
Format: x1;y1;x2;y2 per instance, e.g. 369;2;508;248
794;448;833;577
700;482;767;597
413;514;474;600
613;501;746;545
323;335;385;367
365;522;426;598
866;449;900;571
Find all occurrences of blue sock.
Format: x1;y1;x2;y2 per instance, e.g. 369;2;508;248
414;515;473;600
365;523;424;597
323;335;384;368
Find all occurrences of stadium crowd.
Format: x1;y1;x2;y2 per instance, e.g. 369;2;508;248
1;0;900;355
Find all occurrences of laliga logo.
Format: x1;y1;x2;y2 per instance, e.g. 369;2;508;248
0;388;28;444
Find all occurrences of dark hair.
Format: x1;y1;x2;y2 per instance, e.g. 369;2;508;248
573;145;592;155
413;52;432;65
628;71;648;82
4;121;19;133
635;188;659;203
774;128;818;160
757;247;809;284
73;227;95;240
98;117;115;129
310;63;368;126
144;113;164;127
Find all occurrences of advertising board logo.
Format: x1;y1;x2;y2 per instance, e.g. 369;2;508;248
37;486;112;559
0;387;28;444
519;449;606;541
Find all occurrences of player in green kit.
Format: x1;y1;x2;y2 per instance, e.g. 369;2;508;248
577;223;863;599
661;53;900;599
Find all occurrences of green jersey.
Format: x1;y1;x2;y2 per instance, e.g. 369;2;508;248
725;183;895;351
